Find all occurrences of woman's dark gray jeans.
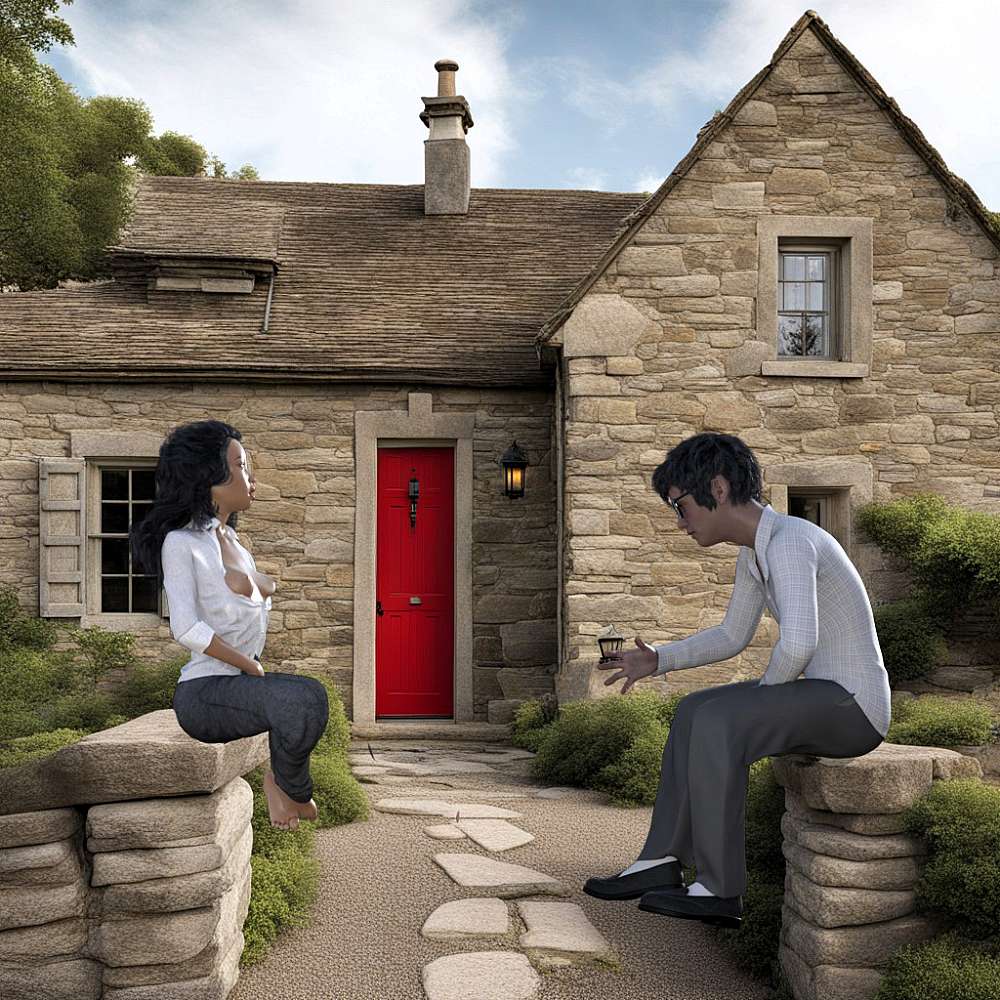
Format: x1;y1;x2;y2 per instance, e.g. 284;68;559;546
172;671;329;803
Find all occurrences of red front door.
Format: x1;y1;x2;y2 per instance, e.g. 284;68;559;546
375;447;455;717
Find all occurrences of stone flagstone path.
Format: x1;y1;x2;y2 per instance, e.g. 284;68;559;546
228;738;770;1000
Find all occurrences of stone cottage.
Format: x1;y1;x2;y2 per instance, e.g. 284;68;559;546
1;11;997;727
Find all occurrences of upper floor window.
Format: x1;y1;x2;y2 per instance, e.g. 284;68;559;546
778;246;840;359
96;465;158;613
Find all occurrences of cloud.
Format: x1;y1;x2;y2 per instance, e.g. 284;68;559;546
631;171;664;195
635;0;1000;207
58;0;525;185
561;166;609;190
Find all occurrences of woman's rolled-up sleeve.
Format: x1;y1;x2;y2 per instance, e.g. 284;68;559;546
161;534;216;653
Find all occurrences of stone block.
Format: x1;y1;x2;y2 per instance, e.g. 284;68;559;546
0;917;87;961
781;812;925;860
421;898;509;939
96;825;252;915
90;782;251;887
766;168;831;194
498;620;557;665
87;777;252;852
0;809;81;850
0;713;268;816
563;294;657;358
0;880;85;932
0;837;82;887
781;905;939;967
487;699;524;725
89;901;220;968
734;100;777;125
724;340;770;377
712;183;766;208
0;957;102;1000
616;246;686;277
785;866;915;928
771;743;981;814
783;841;922;891
496;667;555;700
652;275;721;297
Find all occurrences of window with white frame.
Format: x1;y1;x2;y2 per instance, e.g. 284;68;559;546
778;243;840;359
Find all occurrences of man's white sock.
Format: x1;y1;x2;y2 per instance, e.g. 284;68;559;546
617;855;677;877
685;880;716;897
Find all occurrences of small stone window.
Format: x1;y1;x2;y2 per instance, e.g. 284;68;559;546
95;465;158;613
757;216;873;378
778;244;840;359
787;490;833;530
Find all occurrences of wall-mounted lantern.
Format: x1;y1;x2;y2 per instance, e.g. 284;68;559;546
597;624;624;663
408;471;419;528
500;440;528;499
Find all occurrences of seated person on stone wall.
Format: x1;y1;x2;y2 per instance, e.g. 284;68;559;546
586;431;890;927
130;418;329;832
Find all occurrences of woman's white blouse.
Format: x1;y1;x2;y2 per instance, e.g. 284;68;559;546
161;515;272;683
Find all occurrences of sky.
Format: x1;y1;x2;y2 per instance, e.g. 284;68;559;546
41;0;1000;208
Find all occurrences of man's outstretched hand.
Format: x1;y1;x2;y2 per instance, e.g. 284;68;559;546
598;637;658;693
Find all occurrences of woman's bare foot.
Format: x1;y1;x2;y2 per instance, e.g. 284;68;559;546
263;770;300;831
294;798;318;821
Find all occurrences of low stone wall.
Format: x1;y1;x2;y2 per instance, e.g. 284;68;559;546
0;712;268;1000
772;744;984;1000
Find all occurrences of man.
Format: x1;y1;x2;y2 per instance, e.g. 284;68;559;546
584;432;890;928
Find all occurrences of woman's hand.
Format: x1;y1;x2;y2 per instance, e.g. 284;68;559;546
247;654;265;678
597;637;658;694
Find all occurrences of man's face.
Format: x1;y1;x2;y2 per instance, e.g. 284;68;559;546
666;476;727;545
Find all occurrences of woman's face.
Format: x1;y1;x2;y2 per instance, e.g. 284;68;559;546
210;438;256;516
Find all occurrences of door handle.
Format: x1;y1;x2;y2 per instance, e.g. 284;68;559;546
376;600;384;616
409;596;422;605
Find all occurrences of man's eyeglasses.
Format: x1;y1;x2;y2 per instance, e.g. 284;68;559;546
668;491;692;518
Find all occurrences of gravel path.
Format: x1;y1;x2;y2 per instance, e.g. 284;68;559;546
229;740;771;1000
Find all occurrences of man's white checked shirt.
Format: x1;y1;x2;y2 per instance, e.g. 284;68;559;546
653;504;891;738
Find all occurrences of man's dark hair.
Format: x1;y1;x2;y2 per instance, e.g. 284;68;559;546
651;433;764;511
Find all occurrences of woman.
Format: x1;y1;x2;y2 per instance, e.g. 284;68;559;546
130;419;328;831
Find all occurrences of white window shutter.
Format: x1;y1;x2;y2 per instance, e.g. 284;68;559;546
39;458;87;617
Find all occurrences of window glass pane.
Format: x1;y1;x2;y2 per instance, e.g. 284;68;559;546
101;576;129;612
102;538;130;574
807;256;826;280
101;503;130;534
132;577;159;613
790;495;824;527
782;254;805;280
778;314;802;355
782;282;805;311
102;469;129;501
131;503;153;528
804;314;827;356
807;282;824;311
132;470;156;500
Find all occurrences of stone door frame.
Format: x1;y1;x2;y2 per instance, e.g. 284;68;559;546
353;393;475;724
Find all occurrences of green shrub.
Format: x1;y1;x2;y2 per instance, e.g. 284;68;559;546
717;759;787;980
874;932;1000;1000
0;647;79;740
873;598;949;686
310;754;369;826
111;658;185;718
510;698;555;753
74;625;138;681
530;690;677;788
303;672;351;757
0;728;87;769
888;697;995;748
594;723;668;807
241;846;319;966
0;584;58;655
903;779;1000;939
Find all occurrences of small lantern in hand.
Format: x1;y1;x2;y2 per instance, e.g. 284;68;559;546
597;624;624;664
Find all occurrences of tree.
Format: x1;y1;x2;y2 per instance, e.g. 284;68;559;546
0;0;260;290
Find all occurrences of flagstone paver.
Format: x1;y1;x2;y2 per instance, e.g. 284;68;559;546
424;824;467;841
433;853;568;897
455;819;534;852
517;901;617;968
375;799;522;819
422;952;539;1000
420;898;510;939
534;786;575;799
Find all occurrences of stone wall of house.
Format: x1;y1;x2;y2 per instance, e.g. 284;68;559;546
0;381;558;720
557;25;1000;701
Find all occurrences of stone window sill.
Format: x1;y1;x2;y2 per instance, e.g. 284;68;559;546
80;613;162;630
761;359;869;378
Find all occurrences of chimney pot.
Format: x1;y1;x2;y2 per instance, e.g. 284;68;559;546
435;59;459;97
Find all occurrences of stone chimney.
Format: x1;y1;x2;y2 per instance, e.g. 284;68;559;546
420;59;474;215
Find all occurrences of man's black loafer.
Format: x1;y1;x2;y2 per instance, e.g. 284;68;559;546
638;888;742;928
583;860;683;900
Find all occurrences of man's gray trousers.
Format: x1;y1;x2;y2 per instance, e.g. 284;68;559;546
637;677;884;898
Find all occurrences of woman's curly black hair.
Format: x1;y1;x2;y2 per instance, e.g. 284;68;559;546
129;419;243;580
651;432;765;511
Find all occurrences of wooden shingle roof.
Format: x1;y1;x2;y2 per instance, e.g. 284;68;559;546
0;177;644;387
